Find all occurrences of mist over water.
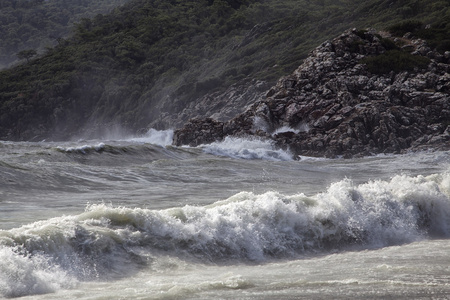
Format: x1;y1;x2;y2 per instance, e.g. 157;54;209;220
201;136;294;161
125;129;174;146
0;132;449;299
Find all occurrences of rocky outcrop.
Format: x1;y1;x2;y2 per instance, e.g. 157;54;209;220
173;28;450;158
149;79;270;130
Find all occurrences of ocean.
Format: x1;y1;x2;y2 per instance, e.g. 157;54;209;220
0;129;449;299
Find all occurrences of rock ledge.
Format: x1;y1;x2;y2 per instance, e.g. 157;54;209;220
173;29;450;158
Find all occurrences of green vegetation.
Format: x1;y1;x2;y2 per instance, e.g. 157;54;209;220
16;49;37;63
0;0;129;68
361;50;431;75
362;13;450;75
0;0;449;140
387;19;450;53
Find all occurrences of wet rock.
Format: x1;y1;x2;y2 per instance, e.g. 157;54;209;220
173;118;224;147
173;29;450;158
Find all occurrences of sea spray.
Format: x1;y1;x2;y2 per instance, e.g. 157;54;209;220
201;136;293;161
54;129;174;155
56;143;105;154
128;129;174;146
1;172;449;298
271;123;309;136
0;246;76;298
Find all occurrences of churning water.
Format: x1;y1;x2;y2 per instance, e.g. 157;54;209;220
0;130;449;299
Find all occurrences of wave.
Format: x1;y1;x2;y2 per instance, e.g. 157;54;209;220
0;246;76;297
1;172;449;297
56;142;106;154
124;129;174;147
54;129;173;154
200;136;293;161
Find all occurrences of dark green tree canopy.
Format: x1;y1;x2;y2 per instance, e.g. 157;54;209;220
0;0;449;141
0;0;129;68
17;49;37;62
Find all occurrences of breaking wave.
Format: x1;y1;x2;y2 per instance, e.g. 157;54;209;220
201;136;293;161
56;143;106;154
54;129;174;155
52;131;295;161
125;129;174;147
1;172;449;297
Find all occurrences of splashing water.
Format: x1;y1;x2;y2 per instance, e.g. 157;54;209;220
201;136;293;161
1;172;449;297
127;129;174;146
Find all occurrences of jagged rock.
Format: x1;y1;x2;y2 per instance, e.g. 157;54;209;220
150;78;270;130
172;118;224;147
173;29;450;158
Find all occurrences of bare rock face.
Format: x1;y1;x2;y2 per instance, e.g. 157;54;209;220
150;79;270;130
172;118;224;147
173;28;450;158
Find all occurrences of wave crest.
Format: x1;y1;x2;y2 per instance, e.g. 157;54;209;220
1;172;449;297
200;136;293;161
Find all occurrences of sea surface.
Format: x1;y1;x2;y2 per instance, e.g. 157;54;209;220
0;129;449;299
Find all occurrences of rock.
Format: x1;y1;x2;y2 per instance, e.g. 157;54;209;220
173;118;224;147
173;28;450;158
150;78;270;130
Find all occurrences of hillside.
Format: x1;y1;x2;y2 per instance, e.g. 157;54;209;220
0;0;449;141
0;0;130;69
173;28;450;158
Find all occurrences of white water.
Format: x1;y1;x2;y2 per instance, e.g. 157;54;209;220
201;136;293;161
127;129;174;146
0;133;449;299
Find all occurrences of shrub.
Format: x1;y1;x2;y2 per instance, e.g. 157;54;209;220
361;49;430;75
386;20;450;53
17;49;37;62
387;20;423;37
379;38;398;51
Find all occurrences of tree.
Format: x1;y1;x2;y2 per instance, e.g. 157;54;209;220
17;49;37;62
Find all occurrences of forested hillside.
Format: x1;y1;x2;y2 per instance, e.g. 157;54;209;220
0;0;449;141
0;0;130;68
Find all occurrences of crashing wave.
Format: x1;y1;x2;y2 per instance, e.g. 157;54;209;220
200;136;293;161
56;143;106;154
125;129;174;147
1;172;449;297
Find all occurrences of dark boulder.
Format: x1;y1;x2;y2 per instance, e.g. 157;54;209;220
173;29;450;158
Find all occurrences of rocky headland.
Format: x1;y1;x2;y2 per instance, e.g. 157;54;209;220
173;28;450;158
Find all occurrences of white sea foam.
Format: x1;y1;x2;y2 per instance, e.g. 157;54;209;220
1;172;449;297
54;129;173;154
56;143;105;154
201;136;293;161
252;116;309;135
252;116;271;133
0;246;76;298
127;129;174;146
272;125;300;135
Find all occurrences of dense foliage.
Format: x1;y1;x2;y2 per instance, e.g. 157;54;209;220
0;0;449;140
361;49;431;75
387;19;450;53
0;0;129;68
